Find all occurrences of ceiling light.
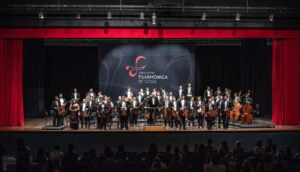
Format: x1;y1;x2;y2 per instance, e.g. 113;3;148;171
107;11;112;19
235;13;240;21
38;12;44;19
201;12;207;21
140;12;145;20
269;14;274;22
152;12;156;25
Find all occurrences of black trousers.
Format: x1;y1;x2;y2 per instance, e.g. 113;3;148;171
100;116;107;130
53;113;63;126
120;115;129;130
129;114;138;126
197;114;204;128
147;109;156;126
221;112;229;129
206;116;215;129
79;115;90;128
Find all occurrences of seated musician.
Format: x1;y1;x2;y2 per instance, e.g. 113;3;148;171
51;96;61;126
71;88;80;101
80;99;89;129
69;99;80;129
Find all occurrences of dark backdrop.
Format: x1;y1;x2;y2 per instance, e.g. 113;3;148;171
23;39;271;117
195;39;272;115
23;39;98;117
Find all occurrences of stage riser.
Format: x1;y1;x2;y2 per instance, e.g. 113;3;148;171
1;131;300;155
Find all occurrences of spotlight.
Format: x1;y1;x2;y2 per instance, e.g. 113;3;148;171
140;12;145;20
76;13;81;19
107;11;112;19
269;14;274;22
235;13;240;21
152;12;156;25
38;12;44;19
201;12;207;21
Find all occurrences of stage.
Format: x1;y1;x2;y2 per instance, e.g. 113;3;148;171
1;117;299;133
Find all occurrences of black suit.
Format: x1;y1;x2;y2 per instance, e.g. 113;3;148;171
221;101;232;129
79;102;90;129
205;103;216;129
129;101;139;126
204;90;212;100
195;101;204;128
147;96;158;125
98;101;111;130
51;100;63;126
178;99;187;129
178;89;184;98
162;100;171;127
71;92;80;100
186;87;193;98
119;101;129;130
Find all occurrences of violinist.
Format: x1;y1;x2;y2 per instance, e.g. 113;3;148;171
221;96;231;129
129;97;139;127
162;95;171;127
58;93;66;125
80;98;89;129
186;83;193;98
171;97;178;128
85;88;95;100
178;95;187;130
206;98;216;129
147;92;159;126
145;87;150;96
204;86;212;100
124;87;133;99
187;97;195;126
119;97;129;130
195;96;204;128
86;97;96;120
178;85;184;98
96;91;104;103
98;96;111;130
69;99;80;129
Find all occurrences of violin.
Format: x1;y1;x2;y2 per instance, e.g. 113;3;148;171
182;108;188;117
171;110;178;118
121;108;127;117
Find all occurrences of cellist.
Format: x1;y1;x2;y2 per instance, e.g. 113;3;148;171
195;96;204;128
221;96;232;129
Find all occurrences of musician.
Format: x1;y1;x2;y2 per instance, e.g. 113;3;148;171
244;93;253;105
69;99;80;129
86;88;95;99
137;92;144;104
221;96;231;129
145;87;150;96
178;85;184;98
162;95;171;127
215;87;222;96
51;96;62;126
71;88;80;101
96;91;104;103
233;93;241;103
58;93;66;125
86;97;96;123
58;93;66;107
178;95;187;130
98;96;111;130
195;96;204;128
156;92;162;106
161;89;167;99
147;92;159;126
206;98;216;129
204;86;212;100
80;98;89;129
124;87;133;99
216;95;223;128
171;97;178;128
119;97;129;130
169;92;174;102
129;97;139;127
187;97;195;126
139;88;145;96
186;83;193;98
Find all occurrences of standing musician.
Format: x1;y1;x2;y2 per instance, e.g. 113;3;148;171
80;98;89;129
115;96;122;129
178;95;187;130
58;93;66;125
71;88;80;101
178;85;184;98
69;99;80;129
186;83;193;98
204;86;212;100
221;96;231;129
51;96;63;126
216;95;223;128
86;97;96;125
96;91;104;103
195;96;204;128
215;87;222;96
129;97;139;127
169;92;174;102
162;95;171;127
147;92;159;126
125;87;133;99
171;97;178;128
119;97;129;130
244;92;253;105
97;96;111;130
206;98;216;129
187;97;195;126
145;87;150;96
86;88;95;100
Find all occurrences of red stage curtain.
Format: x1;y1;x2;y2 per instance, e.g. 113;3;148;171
0;39;24;126
272;38;300;125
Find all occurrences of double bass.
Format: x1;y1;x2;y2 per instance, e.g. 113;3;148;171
241;103;253;124
231;102;242;121
182;108;189;118
57;104;66;116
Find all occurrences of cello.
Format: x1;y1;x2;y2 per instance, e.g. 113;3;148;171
241;103;253;124
232;102;242;121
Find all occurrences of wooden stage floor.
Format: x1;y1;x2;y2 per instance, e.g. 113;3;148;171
1;117;300;132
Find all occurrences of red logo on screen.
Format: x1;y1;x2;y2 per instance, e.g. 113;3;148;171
125;56;147;77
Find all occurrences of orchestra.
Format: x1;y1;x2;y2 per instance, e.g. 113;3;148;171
50;85;255;130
